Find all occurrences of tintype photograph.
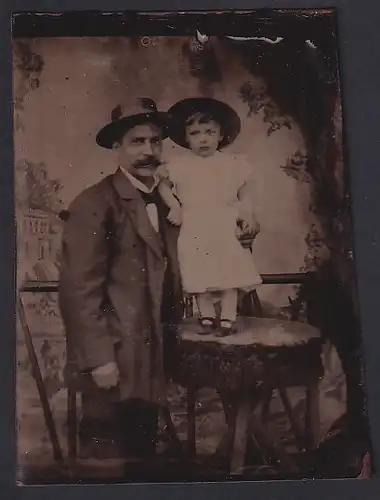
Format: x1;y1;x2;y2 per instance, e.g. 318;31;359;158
13;9;373;484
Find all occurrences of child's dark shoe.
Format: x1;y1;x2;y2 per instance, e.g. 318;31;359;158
216;319;236;337
198;317;217;334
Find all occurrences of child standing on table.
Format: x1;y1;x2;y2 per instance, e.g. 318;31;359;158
158;97;262;336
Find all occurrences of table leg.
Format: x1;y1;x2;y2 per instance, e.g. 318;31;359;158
249;414;299;473
67;384;77;461
161;405;183;455
187;386;196;459
261;387;272;423
278;386;306;452
222;385;271;473
230;393;252;474
305;379;320;450
210;391;237;467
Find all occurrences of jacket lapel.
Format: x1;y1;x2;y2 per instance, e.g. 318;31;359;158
156;198;184;320
111;168;164;260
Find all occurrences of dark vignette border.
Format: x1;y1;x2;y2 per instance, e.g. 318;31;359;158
2;0;380;499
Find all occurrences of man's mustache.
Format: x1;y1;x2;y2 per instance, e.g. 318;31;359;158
133;157;162;168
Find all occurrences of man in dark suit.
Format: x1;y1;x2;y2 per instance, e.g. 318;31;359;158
59;98;256;466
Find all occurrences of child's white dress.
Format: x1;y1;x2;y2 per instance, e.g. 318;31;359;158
166;151;262;294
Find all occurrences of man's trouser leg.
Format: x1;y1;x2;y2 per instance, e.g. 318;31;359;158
79;388;122;459
118;398;159;459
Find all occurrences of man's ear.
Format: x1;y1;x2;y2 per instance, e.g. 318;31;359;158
112;141;121;150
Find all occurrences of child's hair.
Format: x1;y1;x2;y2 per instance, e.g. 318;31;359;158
185;111;221;129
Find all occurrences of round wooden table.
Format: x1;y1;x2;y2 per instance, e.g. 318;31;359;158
171;316;324;475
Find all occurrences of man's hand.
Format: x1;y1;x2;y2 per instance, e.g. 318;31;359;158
92;361;119;390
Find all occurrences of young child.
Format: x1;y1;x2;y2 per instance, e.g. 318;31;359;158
158;97;262;336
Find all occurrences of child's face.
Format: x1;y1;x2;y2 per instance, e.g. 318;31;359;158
185;119;223;157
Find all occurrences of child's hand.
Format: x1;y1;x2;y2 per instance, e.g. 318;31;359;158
236;215;260;236
236;221;249;239
167;206;182;226
156;162;170;179
250;216;261;236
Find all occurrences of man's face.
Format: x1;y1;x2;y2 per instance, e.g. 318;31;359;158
117;123;163;177
185;119;222;158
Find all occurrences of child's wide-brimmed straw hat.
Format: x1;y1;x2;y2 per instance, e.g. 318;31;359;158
167;97;241;149
96;97;169;149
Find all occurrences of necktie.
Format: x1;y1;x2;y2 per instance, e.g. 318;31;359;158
140;190;160;206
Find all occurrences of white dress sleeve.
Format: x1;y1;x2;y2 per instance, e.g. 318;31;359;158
234;155;255;188
165;161;180;198
233;156;255;222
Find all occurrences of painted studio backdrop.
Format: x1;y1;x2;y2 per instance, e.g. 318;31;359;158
14;35;358;470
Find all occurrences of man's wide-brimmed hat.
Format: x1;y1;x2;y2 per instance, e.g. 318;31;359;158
96;98;169;149
167;97;241;149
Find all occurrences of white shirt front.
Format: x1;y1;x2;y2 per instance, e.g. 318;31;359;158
120;167;160;232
